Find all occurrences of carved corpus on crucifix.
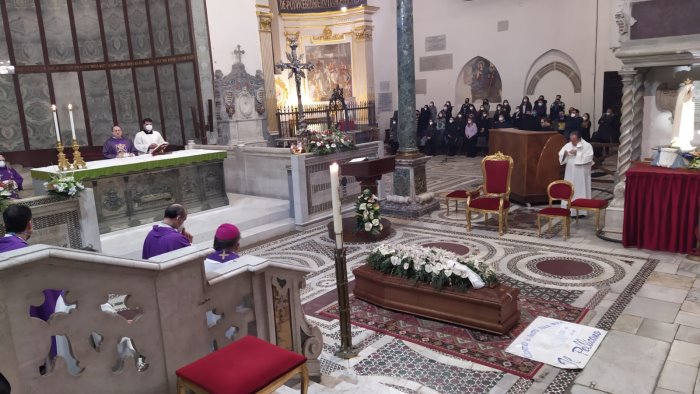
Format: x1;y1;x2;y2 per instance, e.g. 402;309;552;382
276;37;314;143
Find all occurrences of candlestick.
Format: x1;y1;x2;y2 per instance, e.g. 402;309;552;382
68;103;77;141
71;139;87;169
51;104;61;143
329;162;343;249
56;141;71;172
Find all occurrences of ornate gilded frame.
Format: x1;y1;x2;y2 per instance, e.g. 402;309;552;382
466;151;514;236
537;180;574;240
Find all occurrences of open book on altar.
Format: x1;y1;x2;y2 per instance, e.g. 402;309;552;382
151;142;169;156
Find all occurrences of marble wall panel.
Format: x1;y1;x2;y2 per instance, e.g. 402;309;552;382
157;64;183;145
177;62;197;142
191;0;213;115
51;72;87;145
169;0;191;55
0;75;23;152
100;0;129;61
149;0;172;57
6;0;44;65
127;0;152;59
135;67;162;132
425;35;446;52
111;69;139;133
71;0;104;62
83;70;114;144
41;0;75;64
18;74;54;149
419;54;453;72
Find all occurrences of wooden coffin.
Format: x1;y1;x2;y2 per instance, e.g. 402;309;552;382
352;264;520;335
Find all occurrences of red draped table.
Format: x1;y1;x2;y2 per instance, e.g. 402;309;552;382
623;163;700;254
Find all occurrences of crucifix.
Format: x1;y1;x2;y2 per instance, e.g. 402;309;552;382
276;37;314;141
233;45;245;64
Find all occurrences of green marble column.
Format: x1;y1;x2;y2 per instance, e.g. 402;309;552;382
396;0;417;155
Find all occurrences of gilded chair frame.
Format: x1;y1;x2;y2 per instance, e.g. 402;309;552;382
571;200;608;233
466;152;514;236
537;180;574;240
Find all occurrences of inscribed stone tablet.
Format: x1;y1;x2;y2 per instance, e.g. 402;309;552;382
415;79;427;95
425;35;446;52
380;81;391;92
378;92;393;113
419;54;453;72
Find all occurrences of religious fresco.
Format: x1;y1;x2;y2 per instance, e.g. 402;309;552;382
304;42;353;103
456;56;502;104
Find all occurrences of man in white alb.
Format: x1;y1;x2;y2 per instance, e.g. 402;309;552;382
133;117;167;154
558;130;594;216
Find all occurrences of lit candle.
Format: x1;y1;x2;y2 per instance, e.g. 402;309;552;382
51;104;61;143
67;104;76;141
329;162;343;249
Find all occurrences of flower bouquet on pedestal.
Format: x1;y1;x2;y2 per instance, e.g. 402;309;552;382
355;189;382;235
44;172;85;198
0;180;18;200
306;126;355;155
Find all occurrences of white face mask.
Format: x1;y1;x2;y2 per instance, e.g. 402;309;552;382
583;116;588;120
145;125;153;131
499;117;504;122
571;114;577;118
0;161;5;168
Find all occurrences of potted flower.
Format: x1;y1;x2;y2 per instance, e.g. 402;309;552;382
305;126;355;155
44;172;86;198
0;179;18;200
355;189;382;235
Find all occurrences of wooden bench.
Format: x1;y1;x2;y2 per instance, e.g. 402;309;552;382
176;335;308;394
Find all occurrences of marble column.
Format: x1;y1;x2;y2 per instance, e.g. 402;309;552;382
396;0;417;155
383;0;438;218
257;11;279;136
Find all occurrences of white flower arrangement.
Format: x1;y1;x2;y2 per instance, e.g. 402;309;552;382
0;180;18;199
368;243;498;291
306;126;355;155
355;188;382;235
44;172;86;198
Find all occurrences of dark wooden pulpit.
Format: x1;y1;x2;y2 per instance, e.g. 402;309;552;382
340;156;396;196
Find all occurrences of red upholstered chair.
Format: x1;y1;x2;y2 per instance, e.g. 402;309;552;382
466;152;514;236
445;189;480;214
176;335;309;394
537;180;574;240
570;198;609;232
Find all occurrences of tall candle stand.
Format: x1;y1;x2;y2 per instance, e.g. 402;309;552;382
71;139;87;169
334;245;357;359
56;141;71;171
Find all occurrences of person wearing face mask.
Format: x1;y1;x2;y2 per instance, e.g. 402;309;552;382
481;99;490;114
520;96;532;115
0;154;23;199
134;117;167;154
435;110;446;155
492;104;506;123
564;109;583;139
502;100;512;117
0;204;32;253
475;111;490;155
424;119;437;156
534;99;547;118
553;111;567;134
493;114;509;129
595;108;619;143
445;116;458;156
464;116;479;158
537;95;547;108
580;113;592;140
142;203;193;259
550;95;566;121
443;101;453;119
459;98;471;118
511;107;522;129
428;101;437;122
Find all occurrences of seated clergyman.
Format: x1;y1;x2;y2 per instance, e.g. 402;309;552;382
103;125;137;159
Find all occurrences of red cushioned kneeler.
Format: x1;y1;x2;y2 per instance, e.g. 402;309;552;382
176;335;308;394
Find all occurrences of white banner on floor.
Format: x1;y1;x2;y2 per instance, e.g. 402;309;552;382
506;316;607;369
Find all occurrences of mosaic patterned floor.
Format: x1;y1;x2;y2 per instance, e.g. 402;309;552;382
252;155;660;393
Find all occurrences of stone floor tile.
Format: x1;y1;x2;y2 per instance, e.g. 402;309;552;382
654;389;684;394
657;360;698;393
636;283;689;304
611;314;643;334
688;288;700;303
570;384;608;394
676;311;700;329
679;260;700;275
624;297;681;323
683;301;700;315
636;319;679;343
676;325;700;345
647;272;696;289
694;278;700;288
653;262;680;274
695;373;700;394
575;331;670;394
667;340;700;367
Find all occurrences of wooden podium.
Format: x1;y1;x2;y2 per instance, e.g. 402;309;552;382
489;128;566;204
325;156;395;242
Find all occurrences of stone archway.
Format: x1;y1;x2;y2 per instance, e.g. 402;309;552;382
526;61;582;95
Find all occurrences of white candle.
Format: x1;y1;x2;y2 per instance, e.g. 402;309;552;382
329;162;343;249
51;104;60;143
67;104;76;141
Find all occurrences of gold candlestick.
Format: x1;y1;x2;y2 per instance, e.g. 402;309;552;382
56;141;71;171
71;139;87;169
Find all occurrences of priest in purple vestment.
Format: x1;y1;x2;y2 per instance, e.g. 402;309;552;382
0;204;31;253
0;154;23;199
204;223;241;265
142;204;193;259
103;125;137;159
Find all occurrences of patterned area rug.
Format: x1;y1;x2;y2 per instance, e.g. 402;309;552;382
319;295;588;379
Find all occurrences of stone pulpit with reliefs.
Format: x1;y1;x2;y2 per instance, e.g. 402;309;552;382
214;46;268;146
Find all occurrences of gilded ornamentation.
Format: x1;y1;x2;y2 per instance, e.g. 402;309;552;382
257;12;272;32
284;31;300;44
313;26;345;42
354;25;373;41
272;277;294;351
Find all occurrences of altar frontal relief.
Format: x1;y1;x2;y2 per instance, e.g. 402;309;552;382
305;42;353;102
506;316;607;369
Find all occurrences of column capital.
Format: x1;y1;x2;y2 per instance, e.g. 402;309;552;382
353;25;373;41
257;12;272;32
